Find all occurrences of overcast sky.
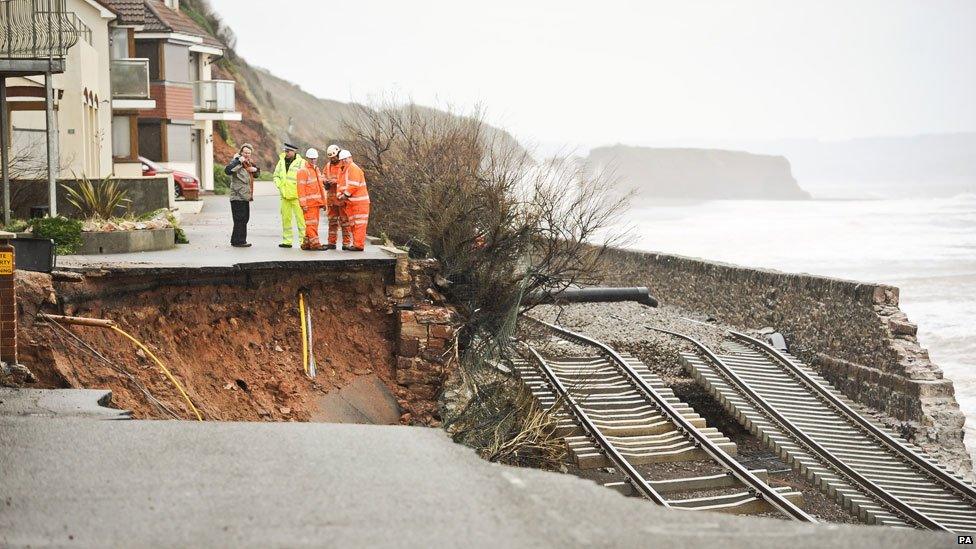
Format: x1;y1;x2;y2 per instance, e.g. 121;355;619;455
208;0;976;150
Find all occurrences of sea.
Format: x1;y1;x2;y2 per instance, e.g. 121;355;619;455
622;191;976;460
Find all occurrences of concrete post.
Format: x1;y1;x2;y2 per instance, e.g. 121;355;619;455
0;230;16;366
1;77;10;226
45;72;57;217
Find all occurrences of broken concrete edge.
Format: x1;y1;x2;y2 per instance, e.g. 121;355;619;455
598;246;973;474
0;387;132;420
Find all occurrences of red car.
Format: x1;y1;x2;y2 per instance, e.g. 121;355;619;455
140;156;200;198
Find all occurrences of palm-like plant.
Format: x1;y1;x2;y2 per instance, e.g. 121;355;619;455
62;176;132;219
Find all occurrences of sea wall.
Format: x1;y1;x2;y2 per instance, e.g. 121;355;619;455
600;248;971;471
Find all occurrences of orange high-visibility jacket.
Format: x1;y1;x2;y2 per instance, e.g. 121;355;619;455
296;161;326;209
324;162;343;206
337;160;369;204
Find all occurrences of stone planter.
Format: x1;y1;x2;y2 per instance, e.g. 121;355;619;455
77;228;175;255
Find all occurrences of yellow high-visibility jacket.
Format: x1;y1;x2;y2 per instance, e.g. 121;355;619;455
273;152;305;200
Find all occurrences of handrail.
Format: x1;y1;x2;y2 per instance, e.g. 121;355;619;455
525;316;815;522
524;345;669;506
653;326;949;530
0;0;80;61
729;330;976;505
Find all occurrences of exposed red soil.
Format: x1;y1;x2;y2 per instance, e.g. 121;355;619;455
14;268;411;422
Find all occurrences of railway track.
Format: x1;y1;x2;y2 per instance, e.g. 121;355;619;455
659;327;976;533
517;316;814;520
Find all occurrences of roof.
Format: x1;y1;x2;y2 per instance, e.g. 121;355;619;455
142;0;223;48
96;0;223;48
94;0;146;25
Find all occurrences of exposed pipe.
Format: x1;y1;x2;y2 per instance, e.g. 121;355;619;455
526;286;658;307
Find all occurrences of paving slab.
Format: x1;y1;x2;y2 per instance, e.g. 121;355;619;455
0;391;949;548
58;187;392;269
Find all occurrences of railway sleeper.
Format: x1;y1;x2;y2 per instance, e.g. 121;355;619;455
666;487;804;515
680;352;915;527
603;469;770;496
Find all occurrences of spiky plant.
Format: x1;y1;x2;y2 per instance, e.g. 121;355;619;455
62;176;132;219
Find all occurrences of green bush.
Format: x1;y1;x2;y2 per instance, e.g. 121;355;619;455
165;210;189;244
29;216;83;255
0;218;29;233
213;165;231;195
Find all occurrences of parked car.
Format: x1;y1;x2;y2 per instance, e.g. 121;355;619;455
140;156;200;198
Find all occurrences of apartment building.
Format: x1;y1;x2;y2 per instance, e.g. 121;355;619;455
2;0;237;195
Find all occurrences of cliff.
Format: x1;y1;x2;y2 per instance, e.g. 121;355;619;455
588;145;811;201
182;0;521;171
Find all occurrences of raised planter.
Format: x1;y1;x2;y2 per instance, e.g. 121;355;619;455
77;228;175;255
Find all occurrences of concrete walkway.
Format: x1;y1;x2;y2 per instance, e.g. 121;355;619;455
0;389;949;548
59;183;392;269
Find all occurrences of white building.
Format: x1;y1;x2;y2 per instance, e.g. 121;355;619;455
1;0;238;196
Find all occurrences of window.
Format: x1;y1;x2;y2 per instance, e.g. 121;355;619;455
111;115;131;158
135;41;160;80
109;27;128;60
166;123;192;162
138;121;162;161
189;52;200;82
163;43;190;83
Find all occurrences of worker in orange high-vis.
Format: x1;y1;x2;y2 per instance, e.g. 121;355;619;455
323;144;347;250
296;148;327;250
336;149;369;251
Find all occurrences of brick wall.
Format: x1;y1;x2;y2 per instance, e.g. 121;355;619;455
145;82;194;120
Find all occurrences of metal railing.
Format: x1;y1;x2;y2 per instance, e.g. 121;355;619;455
0;0;80;61
111;58;150;99
192;80;235;112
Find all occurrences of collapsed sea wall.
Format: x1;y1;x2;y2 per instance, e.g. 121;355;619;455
600;248;972;473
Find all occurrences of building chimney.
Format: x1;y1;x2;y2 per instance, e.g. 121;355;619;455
164;0;179;11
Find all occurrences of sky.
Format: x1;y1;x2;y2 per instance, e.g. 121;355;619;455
208;0;976;150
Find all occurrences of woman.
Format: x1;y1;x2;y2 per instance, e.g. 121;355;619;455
224;143;259;247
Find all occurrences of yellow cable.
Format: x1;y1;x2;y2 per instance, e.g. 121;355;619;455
110;325;203;421
299;292;309;376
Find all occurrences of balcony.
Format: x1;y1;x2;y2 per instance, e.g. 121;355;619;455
111;59;155;110
193;80;241;121
0;0;81;75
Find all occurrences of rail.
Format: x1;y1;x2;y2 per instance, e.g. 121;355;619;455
729;330;976;505
525;345;668;505
652;326;950;530
0;0;80;62
526;316;815;521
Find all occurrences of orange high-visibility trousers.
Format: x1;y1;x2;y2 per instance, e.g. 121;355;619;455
343;201;370;249
302;206;322;249
327;204;348;246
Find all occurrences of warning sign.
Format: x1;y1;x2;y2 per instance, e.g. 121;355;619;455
0;252;12;275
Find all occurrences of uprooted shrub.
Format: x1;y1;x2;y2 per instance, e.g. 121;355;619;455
341;101;629;464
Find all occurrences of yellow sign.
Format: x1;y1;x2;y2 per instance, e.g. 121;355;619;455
0;252;12;275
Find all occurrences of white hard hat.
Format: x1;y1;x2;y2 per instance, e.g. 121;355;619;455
326;144;341;158
338;149;352;160
305;148;319;159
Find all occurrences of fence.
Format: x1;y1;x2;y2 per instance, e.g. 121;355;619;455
0;0;80;61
